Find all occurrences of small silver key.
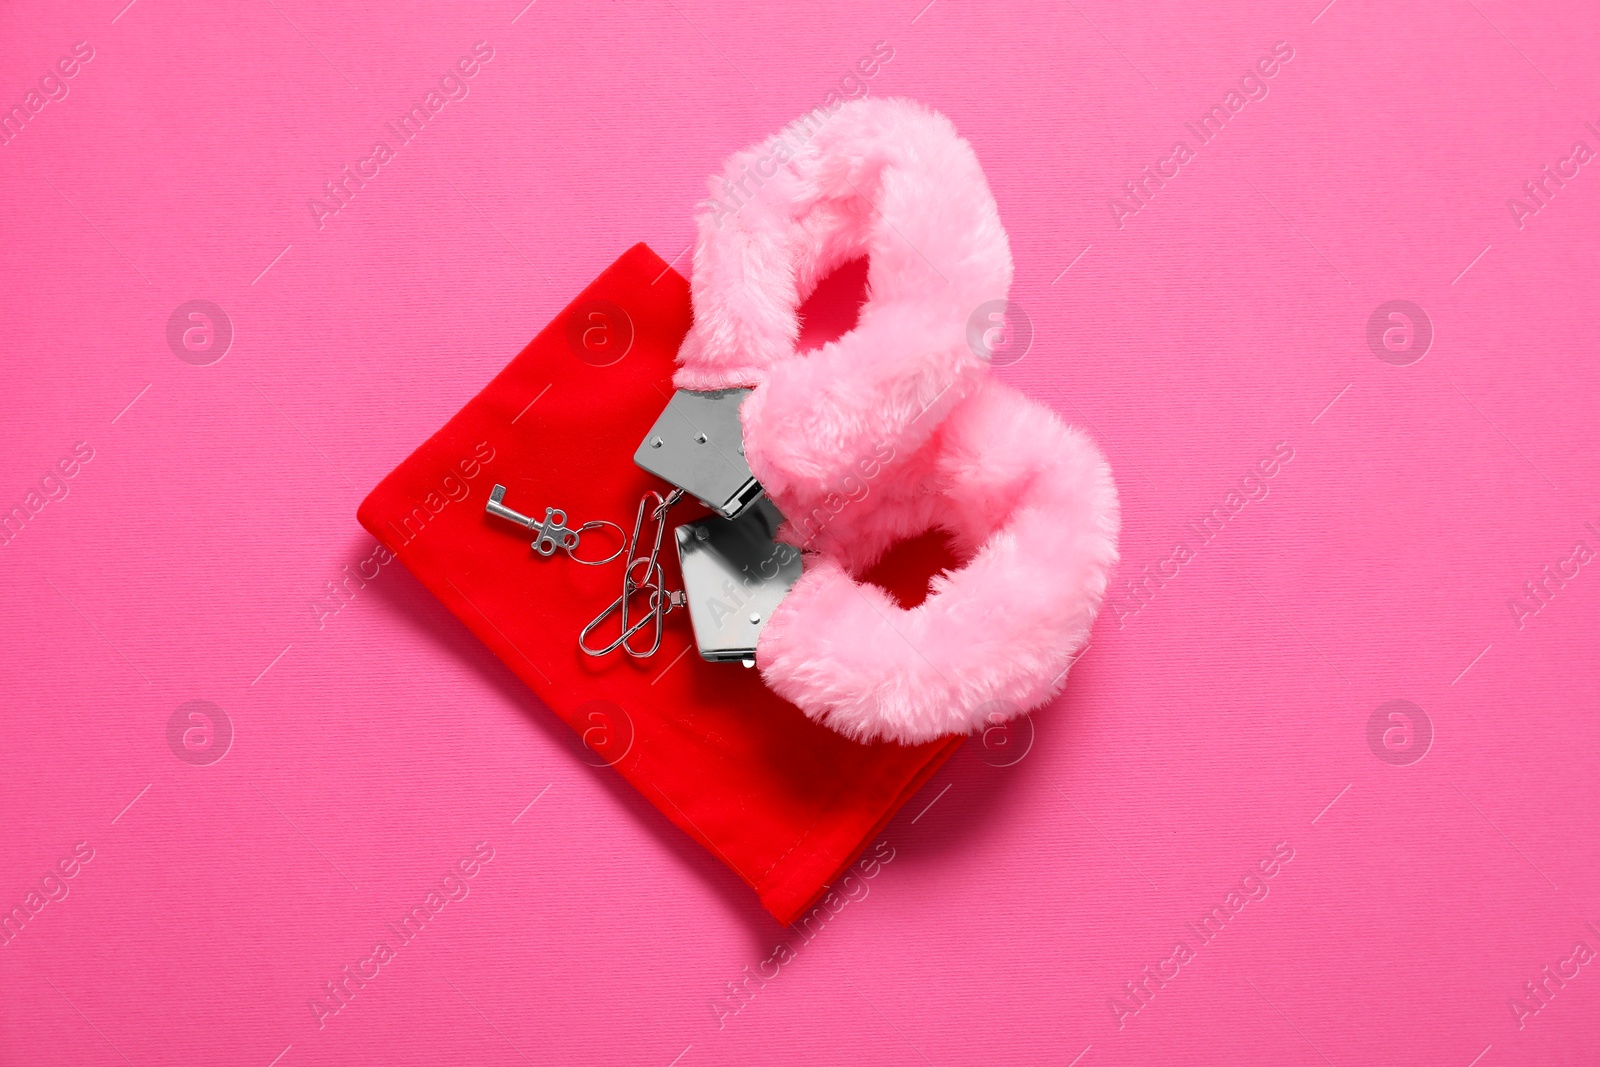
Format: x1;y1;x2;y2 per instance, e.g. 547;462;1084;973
487;484;579;556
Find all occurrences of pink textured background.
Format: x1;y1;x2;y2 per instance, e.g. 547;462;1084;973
3;0;1598;1063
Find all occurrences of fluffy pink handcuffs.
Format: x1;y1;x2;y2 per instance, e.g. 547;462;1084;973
675;98;1120;745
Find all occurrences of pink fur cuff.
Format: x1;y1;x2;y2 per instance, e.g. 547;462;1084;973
676;98;1120;745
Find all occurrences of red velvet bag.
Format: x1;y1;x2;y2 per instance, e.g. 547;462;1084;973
358;244;962;924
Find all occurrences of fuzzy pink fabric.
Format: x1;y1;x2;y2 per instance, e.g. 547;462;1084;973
677;97;1012;509
675;97;1120;744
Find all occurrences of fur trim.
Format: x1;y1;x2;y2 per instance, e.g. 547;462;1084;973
677;98;1120;745
674;97;1013;509
754;380;1120;745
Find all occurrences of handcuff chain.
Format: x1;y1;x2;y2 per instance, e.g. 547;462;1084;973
577;488;687;659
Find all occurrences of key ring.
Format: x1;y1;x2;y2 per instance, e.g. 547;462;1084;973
567;520;626;566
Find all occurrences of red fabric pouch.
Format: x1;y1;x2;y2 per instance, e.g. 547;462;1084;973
357;243;962;924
